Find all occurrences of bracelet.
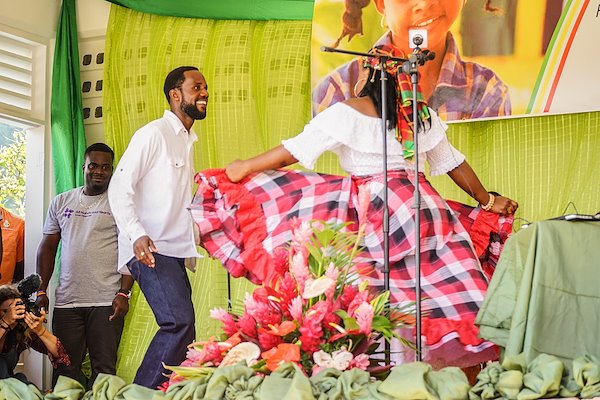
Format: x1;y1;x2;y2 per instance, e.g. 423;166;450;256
0;321;9;330
36;291;47;297
115;292;130;300
481;193;496;211
39;328;48;337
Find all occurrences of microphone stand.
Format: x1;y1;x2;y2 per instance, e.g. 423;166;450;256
401;38;435;362
321;46;407;366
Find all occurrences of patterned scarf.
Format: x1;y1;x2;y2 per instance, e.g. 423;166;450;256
360;44;431;160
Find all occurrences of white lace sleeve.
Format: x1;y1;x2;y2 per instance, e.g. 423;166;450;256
282;121;340;170
427;135;465;176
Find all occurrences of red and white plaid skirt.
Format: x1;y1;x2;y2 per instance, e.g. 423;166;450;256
191;168;513;368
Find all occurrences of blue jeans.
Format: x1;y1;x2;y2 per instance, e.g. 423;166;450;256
127;253;195;389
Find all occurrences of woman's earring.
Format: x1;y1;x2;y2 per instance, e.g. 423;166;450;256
380;15;388;29
353;77;368;97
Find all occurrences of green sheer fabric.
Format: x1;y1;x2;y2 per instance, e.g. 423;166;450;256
431;112;600;222
106;0;315;20
103;1;600;386
50;0;86;193
103;4;314;383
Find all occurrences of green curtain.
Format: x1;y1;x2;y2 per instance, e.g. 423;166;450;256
50;0;87;194
103;4;314;383
106;0;315;20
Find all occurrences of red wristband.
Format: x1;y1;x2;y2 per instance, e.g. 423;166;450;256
115;292;130;300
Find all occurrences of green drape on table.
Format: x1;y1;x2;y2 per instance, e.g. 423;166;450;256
103;4;312;383
106;0;314;20
50;0;86;194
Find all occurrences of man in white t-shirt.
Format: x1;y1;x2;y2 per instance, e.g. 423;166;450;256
108;66;208;389
36;143;134;388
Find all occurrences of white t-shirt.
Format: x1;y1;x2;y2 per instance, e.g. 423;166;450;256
43;187;119;307
282;103;465;176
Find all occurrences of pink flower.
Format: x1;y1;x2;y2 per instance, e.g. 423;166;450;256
348;353;370;370
325;262;339;298
290;252;309;293
354;302;374;335
288;296;304;324
210;308;238;336
292;220;313;253
347;290;370;316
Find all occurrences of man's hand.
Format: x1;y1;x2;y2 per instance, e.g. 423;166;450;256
35;293;49;312
133;235;157;267
109;295;129;321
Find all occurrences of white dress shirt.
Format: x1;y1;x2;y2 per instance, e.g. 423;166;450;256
108;110;201;273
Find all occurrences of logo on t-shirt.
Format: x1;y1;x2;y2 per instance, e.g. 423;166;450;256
63;208;74;219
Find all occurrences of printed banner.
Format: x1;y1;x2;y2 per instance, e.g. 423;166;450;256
311;0;600;121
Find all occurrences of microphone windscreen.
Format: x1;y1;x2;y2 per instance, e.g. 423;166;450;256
17;274;42;297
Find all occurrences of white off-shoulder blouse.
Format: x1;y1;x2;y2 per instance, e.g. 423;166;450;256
282;102;465;176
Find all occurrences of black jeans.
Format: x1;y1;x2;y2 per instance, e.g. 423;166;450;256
52;306;124;389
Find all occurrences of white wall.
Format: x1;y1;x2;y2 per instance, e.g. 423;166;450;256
0;0;110;39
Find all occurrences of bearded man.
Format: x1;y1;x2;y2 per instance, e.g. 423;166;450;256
108;66;208;389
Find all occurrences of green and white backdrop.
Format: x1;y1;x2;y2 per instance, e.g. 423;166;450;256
49;0;600;383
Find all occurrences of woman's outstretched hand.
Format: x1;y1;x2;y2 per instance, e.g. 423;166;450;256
225;159;249;183
490;195;519;216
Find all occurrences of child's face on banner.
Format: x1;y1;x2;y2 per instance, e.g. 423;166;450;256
374;0;464;50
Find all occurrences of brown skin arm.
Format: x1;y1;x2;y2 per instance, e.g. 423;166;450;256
447;161;519;215
35;233;61;310
109;274;135;321
225;145;298;183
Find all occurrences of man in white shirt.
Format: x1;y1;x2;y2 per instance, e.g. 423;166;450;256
108;66;208;389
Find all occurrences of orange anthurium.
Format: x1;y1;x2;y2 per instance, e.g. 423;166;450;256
258;321;297;337
261;343;301;371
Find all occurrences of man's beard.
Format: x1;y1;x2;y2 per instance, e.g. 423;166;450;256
181;100;206;120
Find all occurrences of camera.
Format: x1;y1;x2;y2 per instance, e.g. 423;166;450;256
16;274;43;317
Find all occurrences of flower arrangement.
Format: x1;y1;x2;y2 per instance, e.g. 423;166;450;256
164;196;414;388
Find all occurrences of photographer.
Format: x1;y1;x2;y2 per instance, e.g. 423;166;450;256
0;284;70;381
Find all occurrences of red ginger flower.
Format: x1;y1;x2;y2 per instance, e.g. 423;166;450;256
210;308;238;337
339;285;358;310
277;272;298;318
298;301;330;353
258;331;282;352
237;314;258;339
